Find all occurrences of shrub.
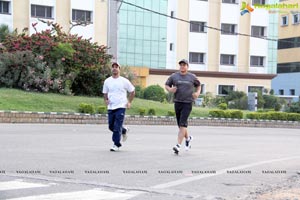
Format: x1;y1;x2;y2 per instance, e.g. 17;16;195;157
287;102;300;113
167;110;175;116
78;103;95;114
218;103;228;110
97;106;106;114
228;110;243;119
209;109;243;119
148;108;156;116
134;85;144;99
138;108;146;116
144;85;166;102
246;112;300;121
263;95;282;110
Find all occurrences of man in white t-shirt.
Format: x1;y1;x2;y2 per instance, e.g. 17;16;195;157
102;62;135;151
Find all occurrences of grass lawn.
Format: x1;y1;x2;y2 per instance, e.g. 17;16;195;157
0;88;210;117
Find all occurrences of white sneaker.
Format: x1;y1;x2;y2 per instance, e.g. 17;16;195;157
173;144;181;155
122;127;129;142
185;136;193;151
110;145;119;152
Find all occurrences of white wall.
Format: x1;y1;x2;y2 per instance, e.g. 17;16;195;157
29;0;56;34
166;0;177;69
70;0;94;41
189;0;208;22
220;3;239;24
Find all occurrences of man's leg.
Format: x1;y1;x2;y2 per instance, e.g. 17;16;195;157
108;110;115;132
112;108;126;148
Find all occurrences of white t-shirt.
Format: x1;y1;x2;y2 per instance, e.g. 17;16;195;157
102;76;135;110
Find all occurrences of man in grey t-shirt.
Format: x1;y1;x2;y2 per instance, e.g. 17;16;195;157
165;59;201;155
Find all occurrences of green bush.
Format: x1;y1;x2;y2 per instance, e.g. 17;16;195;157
167;110;175;116
144;85;166;102
209;109;243;119
134;85;144;99
287;102;300;113
218;103;228;110
97;106;106;114
148;108;156;116
138;108;146;116
228;110;243;119
246;112;300;121
263;95;282;111
78;103;95;114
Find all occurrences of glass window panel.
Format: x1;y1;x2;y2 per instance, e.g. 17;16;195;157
151;41;159;54
151;0;159;12
152;14;159;27
127;0;136;11
119;24;128;38
159;16;167;27
119;11;128;24
136;26;143;40
127;25;136;39
135;40;143;53
151;27;159;41
31;5;35;16
118;38;127;52
136;12;144;25
143;41;151;54
159;28;167;40
159;41;166;55
144;12;152;26
143;27;151;40
135;54;143;66
127;39;135;53
127;11;136;25
127;53;135;66
159;0;168;13
144;1;151;9
143;54;151;66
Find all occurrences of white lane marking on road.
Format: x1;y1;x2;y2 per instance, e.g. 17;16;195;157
152;156;300;189
0;180;49;191
7;189;141;200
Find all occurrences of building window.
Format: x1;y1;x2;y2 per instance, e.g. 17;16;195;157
281;16;288;26
218;85;234;95
277;62;300;73
220;54;235;65
0;1;9;14
72;9;92;22
250;56;264;67
251;26;265;37
31;4;53;18
253;0;266;5
189;52;204;64
170;11;175;18
290;89;295;95
190;21;206;33
169;43;173;51
222;0;236;3
278;37;300;49
279;89;284;95
293;13;300;24
248;86;263;93
221;24;236;35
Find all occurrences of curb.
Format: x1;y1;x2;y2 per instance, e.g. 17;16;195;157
0;111;299;129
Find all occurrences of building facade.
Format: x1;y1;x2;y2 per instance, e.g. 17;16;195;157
0;0;108;45
272;0;300;102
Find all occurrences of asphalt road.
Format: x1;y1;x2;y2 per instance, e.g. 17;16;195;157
0;124;300;200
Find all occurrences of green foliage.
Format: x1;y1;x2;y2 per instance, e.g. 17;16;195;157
0;22;112;96
209;109;243;119
148;108;156;116
263;95;282;111
287;101;300;113
167;110;175;116
134;85;144;98
217;103;228;110
246;111;300;121
138;108;146;116
78;103;95;114
144;85;166;102
200;92;214;107
0;24;10;42
0;51;66;93
97;106;106;114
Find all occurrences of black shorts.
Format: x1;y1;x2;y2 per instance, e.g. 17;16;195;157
174;102;192;128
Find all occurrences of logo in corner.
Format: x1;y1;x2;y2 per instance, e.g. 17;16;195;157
240;1;254;16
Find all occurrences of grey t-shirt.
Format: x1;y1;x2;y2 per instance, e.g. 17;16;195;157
165;72;201;103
